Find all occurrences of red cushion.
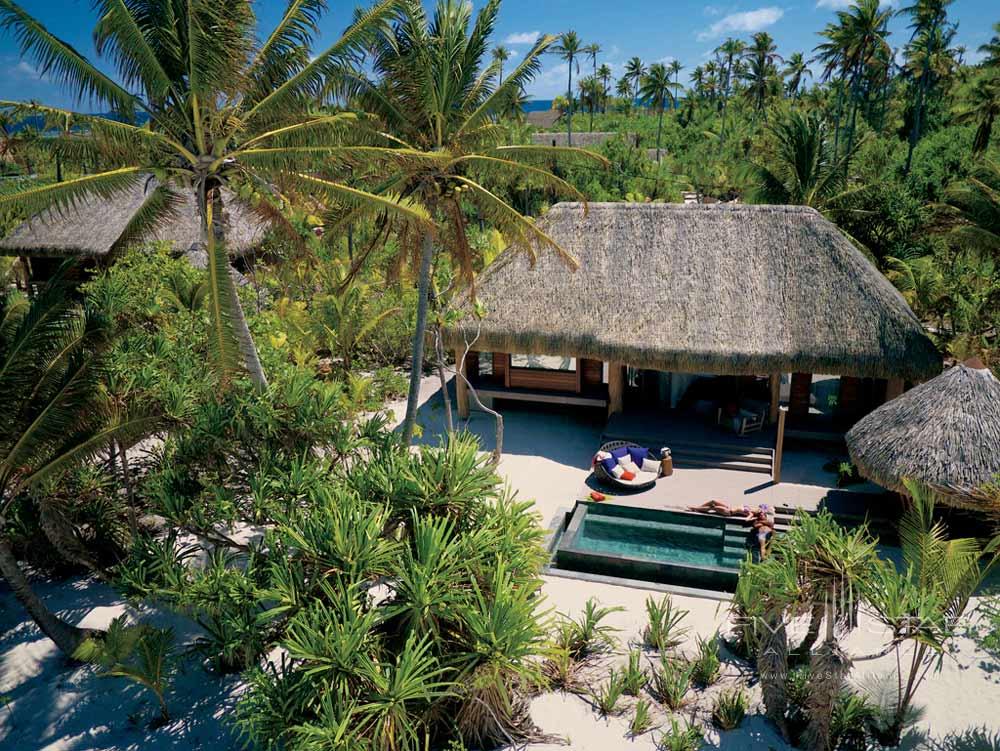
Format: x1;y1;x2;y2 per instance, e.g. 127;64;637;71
621;470;635;481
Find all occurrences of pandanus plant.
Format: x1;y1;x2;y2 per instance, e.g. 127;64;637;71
0;0;430;390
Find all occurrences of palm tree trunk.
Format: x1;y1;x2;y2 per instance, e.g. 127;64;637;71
567;62;574;147
795;601;825;658
401;231;435;445
0;533;93;656
37;496;103;577
432;322;454;435
805;637;852;751
757;608;790;739
226;265;268;391
656;107;664;163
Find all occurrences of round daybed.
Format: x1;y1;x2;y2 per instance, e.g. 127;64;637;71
592;441;664;491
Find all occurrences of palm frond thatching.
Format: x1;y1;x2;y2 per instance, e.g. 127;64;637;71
444;202;941;380
0;177;267;259
845;359;1000;507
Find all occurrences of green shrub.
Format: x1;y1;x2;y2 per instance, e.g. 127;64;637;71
649;656;693;710
656;716;703;751
643;594;689;651
621;649;647;695
555;597;623;659
75;616;176;725
690;633;721;686
629;698;654;737
712;687;749;730
591;668;626;716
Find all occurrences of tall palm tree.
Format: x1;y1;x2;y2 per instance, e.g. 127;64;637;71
743;32;783;116
583;43;601;131
0;279;159;656
638;63;678;162
492;45;512;86
782;52;811;98
940;160;1000;257
597;63;613;113
615;77;632;113
349;0;604;446
552;31;583;146
715;38;745;141
0;0;422;392
980;22;1000;69
625;57;646;109
955;75;1000;153
577;76;602;131
668;59;684;93
900;0;955;174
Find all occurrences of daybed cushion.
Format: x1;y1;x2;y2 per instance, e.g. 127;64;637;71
642;458;661;474
600;455;618;474
627;446;649;466
610;446;630;461
621;470;636;481
611;465;625;479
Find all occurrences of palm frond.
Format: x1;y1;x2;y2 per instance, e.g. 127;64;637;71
203;204;243;384
0;0;138;116
286;173;432;228
109;184;185;256
93;0;174;100
0;167;143;218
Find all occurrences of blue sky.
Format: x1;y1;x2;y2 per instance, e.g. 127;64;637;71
2;0;997;108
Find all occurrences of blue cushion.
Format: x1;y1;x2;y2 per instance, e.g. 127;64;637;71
627;446;649;466
601;456;618;473
610;446;629;460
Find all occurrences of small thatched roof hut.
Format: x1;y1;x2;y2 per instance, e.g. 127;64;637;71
529;132;623;149
846;359;1000;505
526;110;561;129
444;202;940;381
0;177;268;260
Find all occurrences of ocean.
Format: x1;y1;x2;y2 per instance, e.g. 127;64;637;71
524;100;555;112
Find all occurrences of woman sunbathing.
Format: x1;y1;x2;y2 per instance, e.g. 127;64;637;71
751;506;776;558
687;500;754;520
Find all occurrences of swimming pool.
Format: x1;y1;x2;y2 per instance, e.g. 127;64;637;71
553;502;749;592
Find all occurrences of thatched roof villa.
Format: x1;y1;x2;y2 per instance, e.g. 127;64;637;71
444;202;941;476
529;132;625;149
846;358;1000;509
0;177;268;277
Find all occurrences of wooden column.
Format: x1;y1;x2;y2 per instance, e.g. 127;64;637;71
454;348;470;419
789;372;812;419
607;362;624;416
773;406;787;484
839;376;860;418
885;377;905;402
768;373;782;424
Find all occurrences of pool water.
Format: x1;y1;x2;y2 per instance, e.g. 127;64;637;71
575;514;747;569
553;502;749;591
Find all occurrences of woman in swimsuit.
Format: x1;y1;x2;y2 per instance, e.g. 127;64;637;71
687;500;754;520
751;504;775;557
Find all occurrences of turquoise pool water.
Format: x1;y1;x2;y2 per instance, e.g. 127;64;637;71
574;514;747;569
553;502;748;591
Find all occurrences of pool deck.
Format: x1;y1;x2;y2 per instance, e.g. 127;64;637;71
398;378;892;533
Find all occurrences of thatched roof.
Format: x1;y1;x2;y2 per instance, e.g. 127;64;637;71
0;177;268;259
529;131;621;148
445;202;940;380
846;359;1000;505
526;110;561;129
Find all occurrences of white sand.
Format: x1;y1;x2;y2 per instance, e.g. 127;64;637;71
2;374;998;750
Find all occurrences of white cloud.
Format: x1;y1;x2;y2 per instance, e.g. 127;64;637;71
503;31;541;45
12;61;40;78
704;4;724;15
815;0;851;7
697;7;784;41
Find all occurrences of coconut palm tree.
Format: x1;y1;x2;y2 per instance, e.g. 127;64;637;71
583;43;601;131
783;52;812;98
955;75;1000;153
492;45;512;86
743;32;782;116
577;76;602;132
552;31;583;146
750;111;859;212
348;0;603;446
940;160;1000;257
0;0;423;392
638;63;678;162
597;63;613;113
0;279;159;656
616;77;633;113
980;22;1000;69
625;57;646;109
900;0;956;174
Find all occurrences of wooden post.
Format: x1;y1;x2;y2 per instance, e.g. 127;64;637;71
789;372;811;419
773;406;787;484
768;373;782;424
607;362;624;416
454;348;470;419
885;377;904;402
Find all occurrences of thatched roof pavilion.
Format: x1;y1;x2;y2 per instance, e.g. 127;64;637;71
0;177;268;260
846;359;1000;505
445;202;940;381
